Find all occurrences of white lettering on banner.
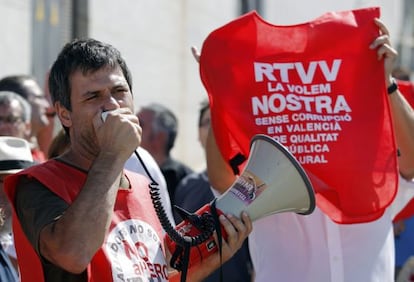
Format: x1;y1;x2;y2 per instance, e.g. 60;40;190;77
296;154;328;164
290;133;339;143
254;59;342;83
251;94;351;115
250;58;353;165
288;143;330;154
287;83;331;95
286;122;342;132
292;113;352;122
255;114;289;125
272;135;287;143
267;82;331;95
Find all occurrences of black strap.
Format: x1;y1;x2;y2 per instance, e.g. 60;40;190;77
387;78;398;95
180;243;191;282
210;199;224;282
0;160;33;170
170;242;192;282
229;153;246;175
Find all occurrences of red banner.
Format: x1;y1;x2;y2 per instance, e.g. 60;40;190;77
199;7;398;224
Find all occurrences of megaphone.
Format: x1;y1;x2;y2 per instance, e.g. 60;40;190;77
214;134;315;220
166;134;315;270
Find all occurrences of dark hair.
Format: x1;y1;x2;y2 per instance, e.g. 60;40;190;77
198;99;210;128
142;103;177;153
0;75;39;100
48;38;133;111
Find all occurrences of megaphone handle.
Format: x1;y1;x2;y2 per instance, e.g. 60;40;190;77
210;199;224;281
167;204;228;269
133;149;225;277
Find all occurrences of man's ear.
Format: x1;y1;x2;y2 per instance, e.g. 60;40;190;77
56;102;72;128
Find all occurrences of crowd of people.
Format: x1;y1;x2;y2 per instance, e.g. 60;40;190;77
0;13;413;282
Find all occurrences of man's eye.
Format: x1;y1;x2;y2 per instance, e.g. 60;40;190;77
85;92;99;100
115;88;128;93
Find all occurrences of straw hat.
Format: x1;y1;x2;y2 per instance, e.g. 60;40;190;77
0;136;34;174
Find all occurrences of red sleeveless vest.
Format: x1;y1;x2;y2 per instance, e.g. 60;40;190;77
5;160;168;282
199;7;398;224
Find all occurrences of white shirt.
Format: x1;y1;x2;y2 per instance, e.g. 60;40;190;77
250;176;414;282
125;147;175;226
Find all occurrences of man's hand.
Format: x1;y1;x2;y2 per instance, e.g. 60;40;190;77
95;108;141;161
167;211;252;281
370;18;398;86
215;212;252;261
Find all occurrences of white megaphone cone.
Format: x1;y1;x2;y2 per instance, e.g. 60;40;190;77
215;134;315;221
166;134;315;270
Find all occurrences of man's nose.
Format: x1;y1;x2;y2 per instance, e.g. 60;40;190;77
103;96;122;112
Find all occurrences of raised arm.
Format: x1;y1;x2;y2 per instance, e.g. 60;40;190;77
372;18;414;180
38;109;140;273
205;127;237;193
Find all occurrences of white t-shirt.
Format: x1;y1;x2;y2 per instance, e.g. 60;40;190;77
125;147;175;226
249;176;414;282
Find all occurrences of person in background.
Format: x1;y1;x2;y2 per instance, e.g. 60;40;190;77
0;75;55;162
0;91;33;272
174;99;253;281
0;91;43;165
0;136;35;281
173;99;212;223
137;103;193;207
0;91;32;142
4;38;251;282
392;65;414;278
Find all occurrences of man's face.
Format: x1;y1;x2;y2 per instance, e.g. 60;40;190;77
0;99;31;139
22;79;52;135
62;66;134;158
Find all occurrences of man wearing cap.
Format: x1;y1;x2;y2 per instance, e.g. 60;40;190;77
0;75;55;161
0;136;34;281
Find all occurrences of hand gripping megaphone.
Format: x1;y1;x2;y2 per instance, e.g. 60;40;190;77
166;134;315;270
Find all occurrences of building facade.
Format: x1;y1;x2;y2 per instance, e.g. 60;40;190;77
0;0;411;169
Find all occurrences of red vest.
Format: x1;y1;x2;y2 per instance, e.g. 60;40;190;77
5;160;168;282
199;7;398;224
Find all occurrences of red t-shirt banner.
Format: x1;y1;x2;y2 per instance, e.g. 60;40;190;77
199;7;398;224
